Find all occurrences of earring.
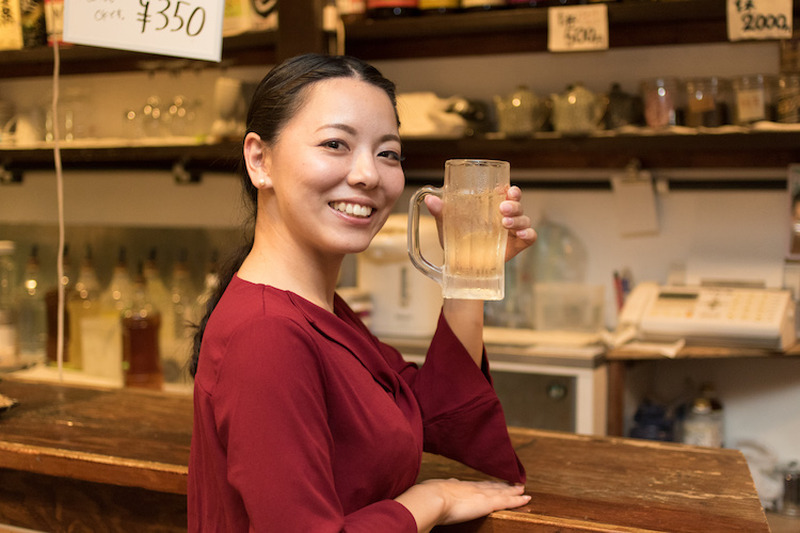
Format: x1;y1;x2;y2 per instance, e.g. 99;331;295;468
257;179;267;188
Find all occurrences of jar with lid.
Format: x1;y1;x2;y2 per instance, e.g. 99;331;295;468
731;74;774;125
684;77;731;128
682;383;724;448
777;73;800;124
641;77;683;129
0;241;18;368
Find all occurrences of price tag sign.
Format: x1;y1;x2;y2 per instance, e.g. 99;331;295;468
548;4;609;53
63;0;224;62
727;0;793;41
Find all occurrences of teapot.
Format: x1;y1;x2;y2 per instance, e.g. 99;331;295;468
493;85;548;138
550;83;607;135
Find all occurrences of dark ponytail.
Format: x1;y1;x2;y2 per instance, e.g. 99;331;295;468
188;53;398;378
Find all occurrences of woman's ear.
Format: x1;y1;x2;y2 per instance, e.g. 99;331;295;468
244;132;273;190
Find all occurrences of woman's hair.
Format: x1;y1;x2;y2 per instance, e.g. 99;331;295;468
189;54;398;377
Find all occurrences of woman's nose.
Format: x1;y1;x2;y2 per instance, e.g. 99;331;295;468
347;152;379;189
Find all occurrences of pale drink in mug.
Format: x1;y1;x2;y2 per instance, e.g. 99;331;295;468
408;159;510;300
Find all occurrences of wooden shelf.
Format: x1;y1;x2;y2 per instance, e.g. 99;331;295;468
343;0;741;60
2;130;796;187
5;0;798;76
0;30;277;78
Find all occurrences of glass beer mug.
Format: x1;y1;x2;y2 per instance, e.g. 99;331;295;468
408;159;510;300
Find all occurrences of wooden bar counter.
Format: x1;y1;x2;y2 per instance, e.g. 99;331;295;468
0;377;769;532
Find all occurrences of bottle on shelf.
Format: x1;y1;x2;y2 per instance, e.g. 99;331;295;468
67;245;103;372
143;247;175;369
17;245;46;365
78;246;134;382
195;250;220;318
0;241;18;368
45;244;73;366
460;0;506;12
165;248;198;383
122;262;163;390
366;0;420;18
681;382;724;448
419;0;460;15
102;247;133;314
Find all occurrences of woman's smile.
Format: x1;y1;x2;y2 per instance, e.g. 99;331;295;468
330;201;375;218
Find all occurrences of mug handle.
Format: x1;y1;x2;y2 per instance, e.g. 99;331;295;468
408;185;443;286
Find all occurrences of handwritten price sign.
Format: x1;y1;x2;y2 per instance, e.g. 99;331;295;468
727;0;793;41
548;4;609;53
63;0;224;62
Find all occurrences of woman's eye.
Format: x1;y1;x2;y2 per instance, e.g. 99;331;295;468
322;140;345;150
379;150;404;162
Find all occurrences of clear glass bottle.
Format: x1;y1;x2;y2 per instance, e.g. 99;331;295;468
102;247;133;314
0;241;18;368
45;244;73;366
682;383;724;448
195;250;220;318
67;245;103;371
122;262;163;390
165;249;197;383
17;245;46;365
143;247;174;369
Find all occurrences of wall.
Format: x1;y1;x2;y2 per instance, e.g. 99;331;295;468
1;41;798;465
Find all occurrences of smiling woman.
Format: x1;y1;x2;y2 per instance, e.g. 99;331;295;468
187;53;537;533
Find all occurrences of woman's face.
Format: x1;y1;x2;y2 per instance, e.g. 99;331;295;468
255;77;404;258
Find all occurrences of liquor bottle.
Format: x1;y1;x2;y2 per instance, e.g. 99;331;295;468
143;247;174;368
195;250;220;317
67;245;103;371
366;0;420;18
122;262;163;390
164;249;197;383
0;241;18;368
460;0;506;12
17;245;46;365
102;247;133;314
419;0;460;14
45;244;72;366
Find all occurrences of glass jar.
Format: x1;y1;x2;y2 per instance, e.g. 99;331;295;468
731;74;770;125
684;77;731;128
641;77;682;129
777;73;800;124
0;241;18;368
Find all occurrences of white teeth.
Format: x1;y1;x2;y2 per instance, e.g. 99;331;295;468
332;201;373;218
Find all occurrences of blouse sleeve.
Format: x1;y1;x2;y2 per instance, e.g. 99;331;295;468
388;312;526;485
212;316;417;533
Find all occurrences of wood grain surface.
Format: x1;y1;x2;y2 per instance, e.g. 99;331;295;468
0;378;770;532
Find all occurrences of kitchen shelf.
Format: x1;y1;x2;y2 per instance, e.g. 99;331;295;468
2;130;796;187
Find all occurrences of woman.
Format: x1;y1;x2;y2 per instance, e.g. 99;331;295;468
188;53;537;532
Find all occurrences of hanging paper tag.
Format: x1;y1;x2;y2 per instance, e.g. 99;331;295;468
548;4;609;53
727;0;793;41
63;0;224;62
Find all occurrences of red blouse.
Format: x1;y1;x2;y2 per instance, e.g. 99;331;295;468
188;275;525;532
